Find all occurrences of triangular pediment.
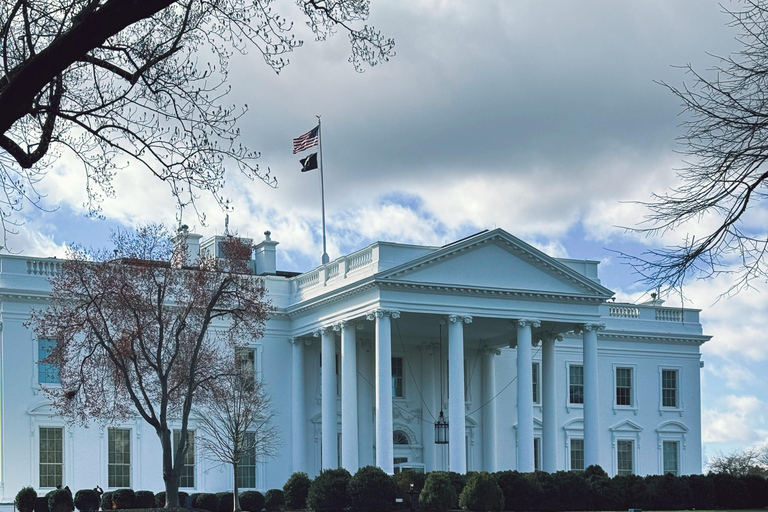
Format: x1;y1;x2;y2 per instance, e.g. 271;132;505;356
378;230;613;298
610;420;643;433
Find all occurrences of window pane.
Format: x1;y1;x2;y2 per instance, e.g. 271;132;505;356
662;370;678;407
108;428;131;488
533;438;540;471
616;368;632;406
236;432;256;488
40;427;63;488
174;430;195;488
569;365;584;404
532;363;539;403
663;441;679;476
617;440;633;476
38;340;60;384
392;357;404;398
570;439;584;471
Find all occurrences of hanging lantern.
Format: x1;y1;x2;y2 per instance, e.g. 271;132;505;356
435;410;449;444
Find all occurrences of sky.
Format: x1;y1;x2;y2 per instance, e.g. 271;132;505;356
10;0;768;464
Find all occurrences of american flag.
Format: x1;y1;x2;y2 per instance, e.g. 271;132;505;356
293;126;319;154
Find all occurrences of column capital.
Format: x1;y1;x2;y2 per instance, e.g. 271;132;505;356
516;318;541;328
447;314;473;324
312;325;334;337
366;309;400;321
577;323;606;333
539;333;564;344
332;320;348;331
483;347;502;356
290;337;312;346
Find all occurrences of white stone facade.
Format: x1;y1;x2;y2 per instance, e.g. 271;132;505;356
0;229;708;501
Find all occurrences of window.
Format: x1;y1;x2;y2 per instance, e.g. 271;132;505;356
532;362;540;404
616;367;632;406
39;427;63;488
236;432;256;488
570;439;584;471
617;440;634;476
533;438;541;471
569;365;584;404
236;347;255;387
392;357;404;398
38;339;60;384
393;457;408;465
108;428;131;488
393;430;409;445
173;430;195;488
663;441;679;476
662;369;679;408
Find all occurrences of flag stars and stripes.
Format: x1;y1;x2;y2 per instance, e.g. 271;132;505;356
293;126;319;154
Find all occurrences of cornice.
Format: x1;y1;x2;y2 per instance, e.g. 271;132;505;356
377;279;607;303
0;290;51;302
286;280;377;317
597;331;711;346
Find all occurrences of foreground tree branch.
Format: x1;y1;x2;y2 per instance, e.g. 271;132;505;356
0;0;394;245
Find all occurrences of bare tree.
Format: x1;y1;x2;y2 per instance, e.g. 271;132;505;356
630;0;768;296
30;224;272;507
0;0;394;245
196;372;280;512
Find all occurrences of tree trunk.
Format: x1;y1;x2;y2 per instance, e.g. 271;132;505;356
160;428;180;508
232;462;241;512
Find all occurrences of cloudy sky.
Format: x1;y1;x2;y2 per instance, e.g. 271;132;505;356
13;0;768;462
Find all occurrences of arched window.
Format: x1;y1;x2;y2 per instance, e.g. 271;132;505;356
393;430;409;445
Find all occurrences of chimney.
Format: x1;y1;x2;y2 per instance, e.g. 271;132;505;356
173;225;203;266
253;230;278;275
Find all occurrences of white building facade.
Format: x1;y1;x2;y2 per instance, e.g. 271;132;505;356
0;228;708;501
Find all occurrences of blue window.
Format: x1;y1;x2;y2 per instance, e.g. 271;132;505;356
38;340;60;384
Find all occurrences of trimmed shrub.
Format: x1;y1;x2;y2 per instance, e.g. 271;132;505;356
549;471;591;511
134;491;155;510
448;472;467;500
348;466;397;512
111;490;135;510
192;493;218;512
216;492;233;512
608;474;649;511
419;471;457;512
742;474;768;508
16;487;38;512
646;473;691;510
48;488;74;512
459;471;503;512
36;496;50;512
100;492;113;511
393;470;426;505
306;468;351;512
710;472;748;509
494;471;536;511
74;490;100;512
283;472;311;510
239;491;265;512
264;490;285;512
179;492;190;508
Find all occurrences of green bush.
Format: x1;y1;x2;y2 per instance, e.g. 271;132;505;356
264;490;284;512
419;471;457;512
742;474;768;509
448;472;468;500
216;492;233;512
283;472;311;510
74;490;100;512
494;471;536;511
48;489;74;512
606;474;648;511
179;492;190;508
16;487;38;512
134;491;155;510
686;474;714;510
37;496;51;512
459;471;503;512
110;490;135;510
393;470;426;505
348;466;397;512
100;492;113;511
549;471;591;511
239;491;265;512
306;468;351;512
192;493;218;512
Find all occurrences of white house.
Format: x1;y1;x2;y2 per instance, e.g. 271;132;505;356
0;228;708;502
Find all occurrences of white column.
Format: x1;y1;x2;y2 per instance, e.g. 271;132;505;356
368;309;399;474
421;343;438;472
339;321;359;473
320;327;337;469
291;338;307;472
516;318;539;472
448;314;471;473
541;334;560;473
582;323;604;468
482;348;499;472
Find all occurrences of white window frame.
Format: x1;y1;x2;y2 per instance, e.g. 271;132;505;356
30;404;73;491
392;355;405;400
33;338;62;393
656;421;688;476
532;361;541;405
612;363;638;414
610;420;643;477
533;437;541;471
236;431;258;489
616;439;635;476
662;440;680;476
38;425;65;489
565;361;584;412
173;429;197;490
659;366;684;415
562;418;584;471
107;427;133;489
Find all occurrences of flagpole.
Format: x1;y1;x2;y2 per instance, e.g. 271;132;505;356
317;115;329;264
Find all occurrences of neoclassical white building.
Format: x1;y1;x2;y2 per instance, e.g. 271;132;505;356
0;228;708;502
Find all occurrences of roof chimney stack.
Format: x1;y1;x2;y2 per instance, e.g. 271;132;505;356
172;225;203;266
253;230;278;275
